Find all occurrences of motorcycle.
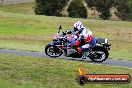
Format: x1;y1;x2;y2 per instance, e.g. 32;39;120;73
45;26;111;62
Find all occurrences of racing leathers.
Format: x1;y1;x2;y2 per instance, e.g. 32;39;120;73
68;27;96;54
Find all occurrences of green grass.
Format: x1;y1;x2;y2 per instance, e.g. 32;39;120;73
0;2;34;14
0;3;132;60
0;40;44;52
0;55;132;88
110;50;132;60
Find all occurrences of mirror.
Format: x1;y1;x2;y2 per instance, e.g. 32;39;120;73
58;25;62;30
58;25;62;33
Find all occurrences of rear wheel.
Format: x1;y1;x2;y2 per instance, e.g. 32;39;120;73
45;44;63;57
89;47;108;62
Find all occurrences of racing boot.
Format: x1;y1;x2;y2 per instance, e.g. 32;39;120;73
81;48;90;59
82;52;87;59
76;47;84;58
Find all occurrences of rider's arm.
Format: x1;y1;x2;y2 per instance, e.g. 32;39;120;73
63;30;74;35
85;35;93;43
67;29;76;34
78;29;85;41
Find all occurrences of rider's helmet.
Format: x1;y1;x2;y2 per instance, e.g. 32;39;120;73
74;21;84;32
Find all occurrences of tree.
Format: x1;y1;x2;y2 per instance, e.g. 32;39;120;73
67;0;87;18
85;0;115;20
128;0;132;20
115;0;132;20
96;0;115;20
85;0;98;18
34;0;69;16
85;0;98;8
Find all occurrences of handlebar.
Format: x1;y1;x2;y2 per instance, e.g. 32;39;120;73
62;31;73;36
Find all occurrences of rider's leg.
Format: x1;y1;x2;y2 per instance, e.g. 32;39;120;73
81;44;90;59
89;36;96;49
81;37;96;59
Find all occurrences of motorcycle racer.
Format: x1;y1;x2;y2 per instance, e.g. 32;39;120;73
65;21;96;58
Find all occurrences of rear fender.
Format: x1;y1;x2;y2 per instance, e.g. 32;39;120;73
91;46;109;55
91;46;106;52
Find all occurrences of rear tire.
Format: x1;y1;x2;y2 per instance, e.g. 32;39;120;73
45;44;63;58
89;47;108;62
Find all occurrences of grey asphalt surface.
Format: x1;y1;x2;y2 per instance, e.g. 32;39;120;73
0;49;132;68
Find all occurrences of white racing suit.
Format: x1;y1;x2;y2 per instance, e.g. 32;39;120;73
71;27;96;54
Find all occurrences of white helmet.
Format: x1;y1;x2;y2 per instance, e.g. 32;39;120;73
74;21;83;31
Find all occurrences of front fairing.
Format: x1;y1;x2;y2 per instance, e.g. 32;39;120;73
49;41;55;45
49;33;63;46
49;32;77;46
53;32;63;39
49;38;61;46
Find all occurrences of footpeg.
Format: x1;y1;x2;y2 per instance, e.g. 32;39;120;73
82;52;87;59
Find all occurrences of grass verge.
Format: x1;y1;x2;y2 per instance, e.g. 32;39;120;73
0;2;34;14
0;55;132;88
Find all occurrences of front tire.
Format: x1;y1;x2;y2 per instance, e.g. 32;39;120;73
45;44;63;57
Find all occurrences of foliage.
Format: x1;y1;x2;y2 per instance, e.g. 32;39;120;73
34;0;69;16
85;0;98;8
85;0;115;20
115;0;132;20
67;0;87;18
96;0;115;20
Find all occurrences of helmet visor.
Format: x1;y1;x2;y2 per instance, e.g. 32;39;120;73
74;27;78;31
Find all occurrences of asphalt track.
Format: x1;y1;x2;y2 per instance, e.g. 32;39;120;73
0;49;132;68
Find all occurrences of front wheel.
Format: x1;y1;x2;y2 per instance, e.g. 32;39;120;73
89;47;108;62
45;44;63;57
